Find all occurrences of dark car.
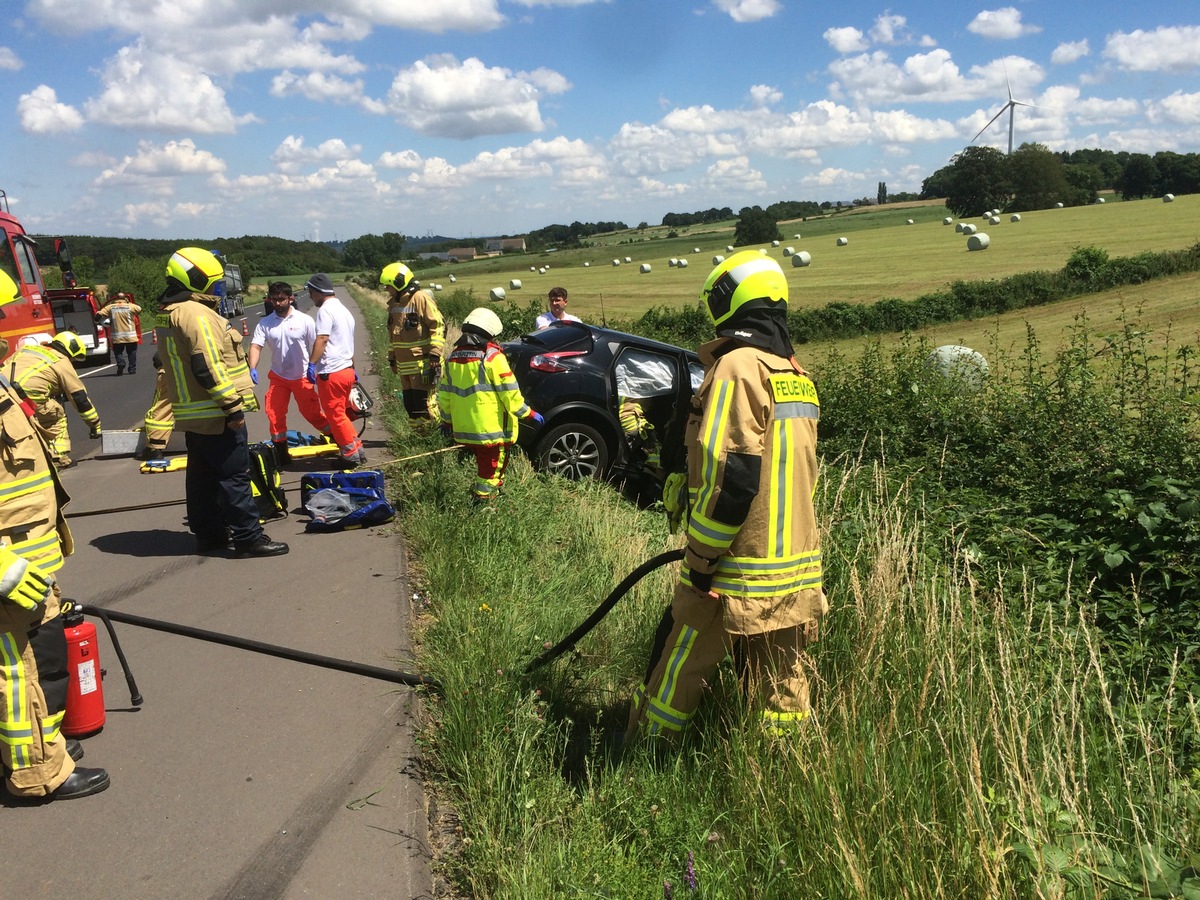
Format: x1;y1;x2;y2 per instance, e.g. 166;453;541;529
502;321;703;490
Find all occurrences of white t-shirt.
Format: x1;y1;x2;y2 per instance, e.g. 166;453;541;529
252;309;317;381
535;311;582;330
313;296;356;374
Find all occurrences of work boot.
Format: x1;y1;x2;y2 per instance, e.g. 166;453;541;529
66;739;84;762
272;441;291;467
54;456;74;470
335;453;361;470
234;535;289;558
115;365;124;376
49;767;110;800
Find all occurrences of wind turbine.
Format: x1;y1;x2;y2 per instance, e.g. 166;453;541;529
971;68;1037;154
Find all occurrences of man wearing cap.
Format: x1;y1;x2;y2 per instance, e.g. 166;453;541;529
304;274;365;468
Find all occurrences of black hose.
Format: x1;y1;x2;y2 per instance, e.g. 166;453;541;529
524;548;683;675
85;606;442;692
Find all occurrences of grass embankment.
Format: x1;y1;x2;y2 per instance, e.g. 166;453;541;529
352;292;1200;899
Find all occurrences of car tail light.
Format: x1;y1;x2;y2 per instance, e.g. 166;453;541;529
529;350;586;373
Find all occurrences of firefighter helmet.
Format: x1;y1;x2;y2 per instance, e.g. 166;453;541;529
166;247;224;294
379;262;418;293
462;307;503;339
0;269;19;307
700;250;788;328
51;330;86;360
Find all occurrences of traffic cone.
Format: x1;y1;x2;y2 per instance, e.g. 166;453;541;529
241;318;249;336
151;330;157;344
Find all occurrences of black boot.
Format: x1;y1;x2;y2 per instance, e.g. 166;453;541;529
49;767;110;800
272;441;291;467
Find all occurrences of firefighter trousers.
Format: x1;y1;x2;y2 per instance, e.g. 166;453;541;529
625;581;815;742
144;395;174;452
1;585;74;797
399;372;438;420
34;398;71;461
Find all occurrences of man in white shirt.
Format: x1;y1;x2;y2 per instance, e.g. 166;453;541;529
534;286;582;330
248;281;330;464
304;274;365;468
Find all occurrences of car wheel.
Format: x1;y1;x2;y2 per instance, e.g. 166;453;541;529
536;422;610;481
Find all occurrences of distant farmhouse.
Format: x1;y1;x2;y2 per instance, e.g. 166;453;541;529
486;237;527;254
418;236;526;263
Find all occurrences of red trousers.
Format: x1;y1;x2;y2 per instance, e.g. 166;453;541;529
265;371;328;442
315;368;363;459
470;443;510;499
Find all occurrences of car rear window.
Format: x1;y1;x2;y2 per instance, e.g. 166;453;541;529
514;321;594;352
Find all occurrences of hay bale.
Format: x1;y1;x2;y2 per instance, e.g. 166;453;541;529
538;267;546;274
624;256;632;263
677;259;688;268
925;345;988;390
906;219;914;225
449;274;456;283
961;223;977;235
509;279;523;290
836;237;848;246
771;240;780;247
794;233;802;239
791;251;812;267
434;284;443;291
955;222;965;233
783;247;795;256
668;258;678;267
1164;193;1176;203
967;233;990;251
943;217;953;225
1097;197;1106;203
1055;202;1064;208
712;255;725;265
988;216;1000;225
612;259;621;266
726;245;734;252
583;262;590;267
489;287;506;302
693;247;701;253
1010;214;1021;222
530;266;536;272
640;263;652;274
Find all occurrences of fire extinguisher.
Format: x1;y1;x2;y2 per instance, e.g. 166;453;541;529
62;604;107;737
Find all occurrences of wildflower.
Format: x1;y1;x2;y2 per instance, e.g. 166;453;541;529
664;880;673;899
686;851;696;892
479;603;492;612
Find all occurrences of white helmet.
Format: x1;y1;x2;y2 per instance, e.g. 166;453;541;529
462;307;503;339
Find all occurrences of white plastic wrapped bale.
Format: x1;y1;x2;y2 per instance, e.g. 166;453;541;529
1055;202;1064;208
943;217;953;225
489;286;506;302
907;219;914;225
791;251;812;267
640;264;652;273
1010;214;1021;222
783;247;794;256
612;259;621;266
668;259;677;267
538;267;546;274
771;240;780;247
955;223;965;233
624;256;632;263
924;345;989;391
712;255;725;266
1097;197;1106;203
726;246;734;252
434;284;443;291
449;274;456;283
989;216;1000;225
961;223;977;235
967;233;990;251
794;234;802;239
693;247;701;253
677;259;688;267
584;262;591;267
509;279;523;290
836;237;848;246
1164;193;1176;203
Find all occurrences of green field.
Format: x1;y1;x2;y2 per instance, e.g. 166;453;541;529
418;196;1200;325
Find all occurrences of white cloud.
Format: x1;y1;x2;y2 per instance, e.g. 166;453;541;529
1050;40;1089;66
1148;91;1200;126
869;14;932;48
748;84;783;108
701;156;767;193
96;139;227;187
17;85;85;134
712;0;781;24
801;167;856;187
384;55;571;138
0;47;21;70
271;136;362;174
967;7;1042;40
1103;26;1200;73
825;27;868;54
378;150;424;169
270;70;366;106
84;44;258;133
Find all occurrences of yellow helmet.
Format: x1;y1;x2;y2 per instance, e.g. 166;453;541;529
166;247;223;294
51;330;86;360
379;261;417;293
700;250;788;328
0;269;19;307
462;307;503;339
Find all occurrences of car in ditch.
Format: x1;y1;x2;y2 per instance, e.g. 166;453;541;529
502;321;704;494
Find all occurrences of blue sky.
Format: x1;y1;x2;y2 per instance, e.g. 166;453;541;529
2;0;1198;243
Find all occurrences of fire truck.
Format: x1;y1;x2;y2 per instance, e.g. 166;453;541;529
0;189;108;364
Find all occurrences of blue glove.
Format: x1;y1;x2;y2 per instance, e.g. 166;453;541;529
249;367;258;385
306;363;316;385
527;410;544;426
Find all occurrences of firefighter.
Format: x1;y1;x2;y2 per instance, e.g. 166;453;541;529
158;247;287;558
8;330;102;469
380;262;444;421
139;353;174;462
437;307;542;504
95;290;142;375
0;270;110;800
625;251;827;744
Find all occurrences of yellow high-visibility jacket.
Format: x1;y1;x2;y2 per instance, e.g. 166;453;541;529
158;293;258;435
438;340;531;445
682;338;827;635
388;289;444;376
8;345;100;429
0;373;73;632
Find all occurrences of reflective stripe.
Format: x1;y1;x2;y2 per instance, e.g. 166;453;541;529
0;631;32;768
647;626;697;735
441;380;522;399
771;420;792;557
775;400;820;420
763;709;810;734
9;532;66;573
0;470;54;502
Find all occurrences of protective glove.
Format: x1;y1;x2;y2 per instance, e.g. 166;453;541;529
249;367;258;385
439;422;453;439
389;359;398;375
0;555;53;611
662;471;689;534
306;363;317;385
526;410;544;426
429;362;441;383
89;423;103;440
684;547;718;596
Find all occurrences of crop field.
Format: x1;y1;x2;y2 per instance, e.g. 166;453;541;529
423;196;1200;323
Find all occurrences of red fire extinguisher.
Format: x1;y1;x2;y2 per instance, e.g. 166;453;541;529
62;604;107;737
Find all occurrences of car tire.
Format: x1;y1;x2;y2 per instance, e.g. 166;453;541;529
536;422;610;481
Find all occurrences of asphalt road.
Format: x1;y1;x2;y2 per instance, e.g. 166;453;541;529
4;291;435;899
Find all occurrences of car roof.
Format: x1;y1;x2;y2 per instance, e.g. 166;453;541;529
512;320;698;359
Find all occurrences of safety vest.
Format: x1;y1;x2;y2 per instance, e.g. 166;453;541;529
438;341;531;445
388;290;445;375
158;293;257;435
682;340;826;633
9;345;100;428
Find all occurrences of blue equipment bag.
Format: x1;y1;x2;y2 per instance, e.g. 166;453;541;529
300;470;394;532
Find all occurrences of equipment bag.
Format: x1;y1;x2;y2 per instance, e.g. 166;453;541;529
248;440;288;521
300;470;393;532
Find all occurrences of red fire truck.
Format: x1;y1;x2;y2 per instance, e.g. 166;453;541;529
0;189;108;364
